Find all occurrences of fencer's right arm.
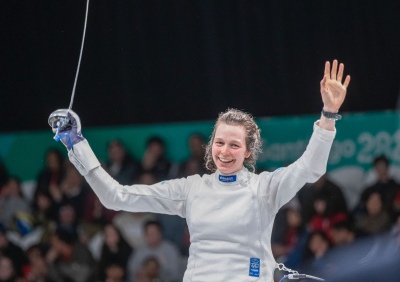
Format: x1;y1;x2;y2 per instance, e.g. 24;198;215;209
48;109;189;217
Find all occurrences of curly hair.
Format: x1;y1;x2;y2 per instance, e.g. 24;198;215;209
204;109;262;173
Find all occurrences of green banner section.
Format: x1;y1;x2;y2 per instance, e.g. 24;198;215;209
1;111;400;181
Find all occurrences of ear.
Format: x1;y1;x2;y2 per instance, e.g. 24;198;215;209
245;151;251;159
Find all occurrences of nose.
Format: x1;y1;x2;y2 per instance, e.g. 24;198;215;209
220;144;230;155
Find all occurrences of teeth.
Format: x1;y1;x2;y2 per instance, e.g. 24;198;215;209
219;157;233;163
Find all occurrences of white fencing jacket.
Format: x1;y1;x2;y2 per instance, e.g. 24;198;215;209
68;122;335;281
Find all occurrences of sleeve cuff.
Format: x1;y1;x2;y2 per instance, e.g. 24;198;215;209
68;139;101;175
314;120;336;142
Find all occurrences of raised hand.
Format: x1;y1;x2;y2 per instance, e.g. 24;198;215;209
320;60;351;113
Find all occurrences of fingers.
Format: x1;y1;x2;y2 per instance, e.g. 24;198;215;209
331;60;338;80
343;75;351;89
337;63;344;83
324;61;331;80
325;59;350;88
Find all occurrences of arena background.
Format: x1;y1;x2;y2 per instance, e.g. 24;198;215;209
0;0;399;132
1;2;400;281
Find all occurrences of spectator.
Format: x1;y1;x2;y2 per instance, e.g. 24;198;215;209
272;206;305;260
297;174;347;224
0;255;19;282
175;134;208;178
135;256;164;282
139;137;171;182
58;164;88;218
359;155;400;214
0;177;31;229
301;230;332;276
127;220;182;282
97;224;133;282
106;139;139;185
113;212;156;249
46;227;95;282
22;244;49;282
34;148;64;205
330;220;357;246
31;191;57;245
308;193;347;241
104;264;125;282
0;224;27;277
355;191;391;236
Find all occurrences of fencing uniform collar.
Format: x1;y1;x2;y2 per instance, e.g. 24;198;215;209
216;167;250;186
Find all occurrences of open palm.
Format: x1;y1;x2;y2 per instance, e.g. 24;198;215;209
320;60;351;112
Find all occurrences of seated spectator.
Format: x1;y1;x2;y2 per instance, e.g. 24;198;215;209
127;220;182;282
139;136;171;182
31;191;58;245
355;191;391;236
272;206;306;260
97;224;133;282
359;155;400;214
113;212;156;249
0;224;27;277
56;204;79;234
297;174;347;224
174;134;208;178
58;164;88;218
135;256;163;282
308;194;347;241
104;264;125;282
301;230;332;276
45;227;95;282
330;220;357;246
22;244;49;282
34;148;64;205
0;177;31;230
106;139;139;185
0;255;19;282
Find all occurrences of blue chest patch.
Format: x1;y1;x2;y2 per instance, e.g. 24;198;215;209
249;258;260;277
218;175;237;183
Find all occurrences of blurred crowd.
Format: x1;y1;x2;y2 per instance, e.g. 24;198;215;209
1;134;400;282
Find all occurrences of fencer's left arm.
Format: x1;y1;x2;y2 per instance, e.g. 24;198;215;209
260;121;335;213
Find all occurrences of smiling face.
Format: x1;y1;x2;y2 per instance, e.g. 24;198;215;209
212;122;251;175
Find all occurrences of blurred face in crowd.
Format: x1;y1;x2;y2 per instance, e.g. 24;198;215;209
0;256;15;280
105;264;124;282
189;135;205;159
366;192;383;215
36;193;52;212
287;208;302;228
143;258;160;279
145;224;162;248
108;141;126;164
47;151;61;172
375;160;389;181
314;199;327;215
59;205;76;225
309;232;329;258
331;228;352;246
104;224;120;248
212;123;250;175
1;178;21;197
147;141;164;159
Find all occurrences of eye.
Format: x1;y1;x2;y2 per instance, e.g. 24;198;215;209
231;144;239;148
215;141;223;145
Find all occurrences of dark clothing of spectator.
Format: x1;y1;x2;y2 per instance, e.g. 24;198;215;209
297;177;348;223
